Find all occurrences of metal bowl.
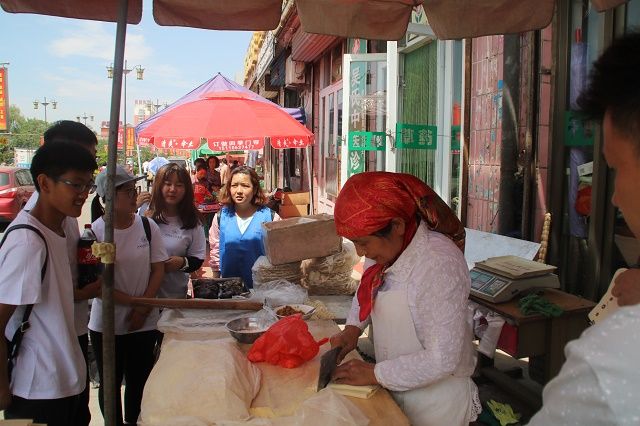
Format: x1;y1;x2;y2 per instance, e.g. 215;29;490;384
274;304;316;321
225;317;272;344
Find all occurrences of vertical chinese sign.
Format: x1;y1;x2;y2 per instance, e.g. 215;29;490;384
348;61;367;177
0;67;8;133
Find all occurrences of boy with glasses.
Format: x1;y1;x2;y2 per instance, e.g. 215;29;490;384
22;120;100;426
0;141;98;425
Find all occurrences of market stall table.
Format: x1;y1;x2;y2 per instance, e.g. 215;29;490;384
146;311;409;425
471;288;595;408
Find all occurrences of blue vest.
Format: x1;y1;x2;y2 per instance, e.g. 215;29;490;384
219;206;272;289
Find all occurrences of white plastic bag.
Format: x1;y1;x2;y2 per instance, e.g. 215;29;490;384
251;279;308;307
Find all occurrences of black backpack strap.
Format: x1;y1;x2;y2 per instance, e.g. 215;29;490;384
141;216;152;244
0;224;48;377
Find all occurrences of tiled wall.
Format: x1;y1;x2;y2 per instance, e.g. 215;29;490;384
467;35;504;232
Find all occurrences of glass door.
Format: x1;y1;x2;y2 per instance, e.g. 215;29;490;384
341;53;388;184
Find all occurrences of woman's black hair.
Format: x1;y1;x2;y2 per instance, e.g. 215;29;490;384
91;196;105;222
372;221;394;238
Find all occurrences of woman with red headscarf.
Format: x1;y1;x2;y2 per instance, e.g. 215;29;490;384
330;172;480;426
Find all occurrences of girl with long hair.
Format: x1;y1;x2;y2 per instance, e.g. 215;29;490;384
209;166;279;289
146;163;206;298
88;165;168;425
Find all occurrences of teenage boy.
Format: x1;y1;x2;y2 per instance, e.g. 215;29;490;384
23;120;99;426
0;141;98;425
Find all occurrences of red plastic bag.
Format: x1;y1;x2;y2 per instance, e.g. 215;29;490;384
247;315;328;369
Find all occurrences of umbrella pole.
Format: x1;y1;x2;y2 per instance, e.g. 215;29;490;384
305;145;314;215
102;1;128;425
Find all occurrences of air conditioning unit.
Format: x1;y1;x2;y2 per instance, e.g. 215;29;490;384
285;57;306;87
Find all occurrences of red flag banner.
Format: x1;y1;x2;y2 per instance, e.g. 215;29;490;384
0;68;8;132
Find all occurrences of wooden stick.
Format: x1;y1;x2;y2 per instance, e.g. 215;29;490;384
130;297;263;311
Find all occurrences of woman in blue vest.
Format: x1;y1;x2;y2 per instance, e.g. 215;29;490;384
208;166;278;288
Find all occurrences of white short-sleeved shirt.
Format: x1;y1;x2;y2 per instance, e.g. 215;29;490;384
25;192;88;336
156;216;206;298
0;210;86;399
89;215;168;335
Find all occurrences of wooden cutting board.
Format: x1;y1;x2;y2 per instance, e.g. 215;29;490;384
130;297;263;311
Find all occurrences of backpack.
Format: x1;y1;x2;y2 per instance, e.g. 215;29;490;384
141;216;152;244
0;224;49;378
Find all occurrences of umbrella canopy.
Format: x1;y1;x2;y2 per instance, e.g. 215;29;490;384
146;156;169;174
135;73;305;145
0;0;416;40
0;0;628;41
136;80;314;152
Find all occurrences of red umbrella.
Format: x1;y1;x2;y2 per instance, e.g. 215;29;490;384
138;89;314;151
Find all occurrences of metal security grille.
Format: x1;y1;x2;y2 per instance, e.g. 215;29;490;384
398;41;437;185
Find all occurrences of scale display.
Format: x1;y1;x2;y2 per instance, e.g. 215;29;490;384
470;269;510;297
469;267;560;303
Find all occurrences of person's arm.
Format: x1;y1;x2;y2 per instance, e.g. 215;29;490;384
373;254;471;391
74;278;101;301
0;304;17;410
209;213;221;277
128;261;164;331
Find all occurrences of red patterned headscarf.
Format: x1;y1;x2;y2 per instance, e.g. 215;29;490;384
334;172;465;321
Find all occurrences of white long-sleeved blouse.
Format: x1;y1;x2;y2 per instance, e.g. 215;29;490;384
346;222;477;392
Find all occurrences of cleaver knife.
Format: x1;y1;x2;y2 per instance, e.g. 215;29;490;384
317;346;342;391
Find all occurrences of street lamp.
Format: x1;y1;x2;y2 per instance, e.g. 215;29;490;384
107;60;144;172
146;99;168;115
33;97;58;124
76;112;94;126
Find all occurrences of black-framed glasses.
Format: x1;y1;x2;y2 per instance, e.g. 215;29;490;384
56;178;97;194
117;185;141;198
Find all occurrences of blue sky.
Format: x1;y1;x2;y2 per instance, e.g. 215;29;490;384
0;3;253;130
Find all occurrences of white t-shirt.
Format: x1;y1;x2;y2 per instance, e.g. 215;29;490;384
528;304;640;425
0;210;86;399
156;216;206;298
24;192;88;336
89;215;168;335
236;215;253;235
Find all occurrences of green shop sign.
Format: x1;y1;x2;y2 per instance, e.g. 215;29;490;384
564;111;594;146
347;150;366;177
348;131;386;151
396;123;437;150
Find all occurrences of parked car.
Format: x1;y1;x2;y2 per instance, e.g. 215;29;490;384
0;167;36;222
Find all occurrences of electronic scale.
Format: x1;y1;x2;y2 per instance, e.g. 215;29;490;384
469;255;560;303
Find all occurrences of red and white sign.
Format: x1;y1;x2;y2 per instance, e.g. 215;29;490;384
0;68;8;132
155;137;198;150
207;138;264;151
270;136;313;149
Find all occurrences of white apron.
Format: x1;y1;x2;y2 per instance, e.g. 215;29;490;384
371;289;477;426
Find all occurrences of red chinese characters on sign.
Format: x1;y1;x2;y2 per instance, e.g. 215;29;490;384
0;68;8;132
207;138;263;151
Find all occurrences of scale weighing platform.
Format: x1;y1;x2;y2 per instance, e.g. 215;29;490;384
470;255;560;303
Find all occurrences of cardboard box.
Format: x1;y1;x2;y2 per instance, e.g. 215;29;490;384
279;204;309;218
263;214;342;265
282;191;311;205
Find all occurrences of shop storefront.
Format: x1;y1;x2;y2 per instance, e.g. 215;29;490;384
550;0;640;299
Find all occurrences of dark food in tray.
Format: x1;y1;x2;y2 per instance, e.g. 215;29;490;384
192;277;246;299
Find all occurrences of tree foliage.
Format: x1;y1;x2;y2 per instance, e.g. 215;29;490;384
0;105;48;165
